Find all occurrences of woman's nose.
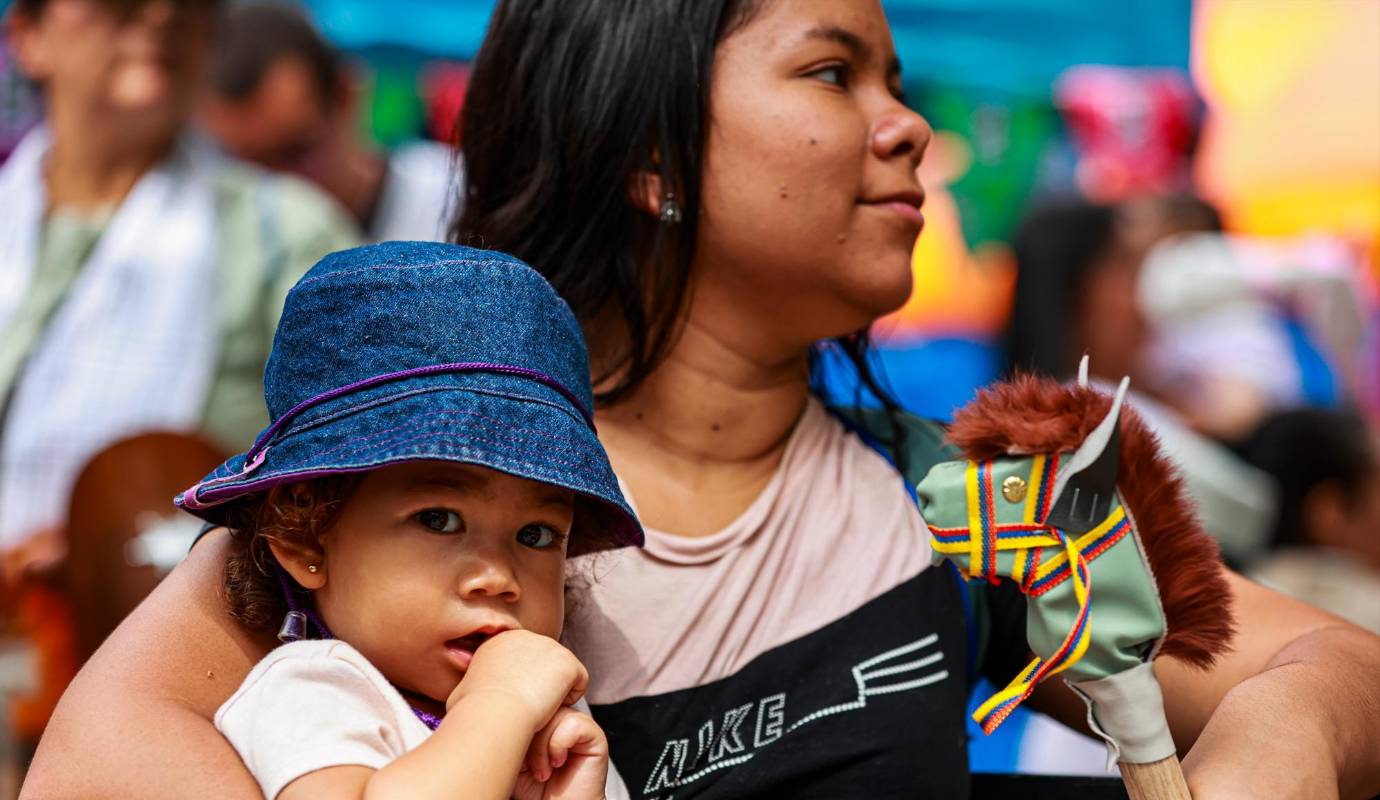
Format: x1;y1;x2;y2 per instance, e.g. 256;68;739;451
457;555;522;603
872;104;933;169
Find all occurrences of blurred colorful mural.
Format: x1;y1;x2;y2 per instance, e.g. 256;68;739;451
1194;0;1380;273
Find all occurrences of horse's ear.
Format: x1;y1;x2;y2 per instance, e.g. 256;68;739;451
1044;376;1129;532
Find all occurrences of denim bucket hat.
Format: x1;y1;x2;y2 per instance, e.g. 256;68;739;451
176;241;641;554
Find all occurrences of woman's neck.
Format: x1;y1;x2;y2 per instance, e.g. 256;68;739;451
595;316;812;537
42;101;177;213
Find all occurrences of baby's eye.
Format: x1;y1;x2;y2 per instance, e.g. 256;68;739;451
417;509;463;534
516;524;564;549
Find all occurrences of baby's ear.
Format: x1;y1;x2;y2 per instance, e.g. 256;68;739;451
269;539;327;590
262;482;331;589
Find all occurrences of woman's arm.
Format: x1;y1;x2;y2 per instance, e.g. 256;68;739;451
1032;570;1380;799
1164;572;1380;799
21;530;274;799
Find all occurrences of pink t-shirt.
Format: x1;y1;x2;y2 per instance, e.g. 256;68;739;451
564;398;1021;799
567;398;934;704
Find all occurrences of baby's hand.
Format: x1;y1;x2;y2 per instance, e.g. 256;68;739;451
514;707;609;800
445;629;589;732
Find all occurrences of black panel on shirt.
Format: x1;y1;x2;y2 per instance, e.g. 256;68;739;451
592;568;973;799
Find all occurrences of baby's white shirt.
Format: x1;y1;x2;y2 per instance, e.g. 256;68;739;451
215;639;626;799
215;640;431;798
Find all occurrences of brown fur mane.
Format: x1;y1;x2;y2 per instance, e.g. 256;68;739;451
947;374;1235;668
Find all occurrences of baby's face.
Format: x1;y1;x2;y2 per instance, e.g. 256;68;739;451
312;461;573;704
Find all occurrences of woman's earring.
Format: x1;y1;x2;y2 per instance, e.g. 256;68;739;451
659;191;683;224
307;564;319;574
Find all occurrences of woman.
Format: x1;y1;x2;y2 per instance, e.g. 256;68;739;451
22;2;1380;799
457;4;1379;798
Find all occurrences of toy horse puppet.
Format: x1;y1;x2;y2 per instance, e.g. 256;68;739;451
917;360;1235;800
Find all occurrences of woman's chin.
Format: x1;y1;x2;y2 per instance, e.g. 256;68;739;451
806;291;914;344
851;274;916;324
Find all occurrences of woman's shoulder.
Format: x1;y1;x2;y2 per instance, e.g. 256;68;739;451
22;529;277;797
823;402;956;484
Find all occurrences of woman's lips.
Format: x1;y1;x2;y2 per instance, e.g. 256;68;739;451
860;190;926;228
879;200;925;227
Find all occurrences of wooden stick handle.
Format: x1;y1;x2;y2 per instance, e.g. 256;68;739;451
1119;754;1192;800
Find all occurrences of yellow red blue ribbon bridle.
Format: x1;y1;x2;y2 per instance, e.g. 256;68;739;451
928;454;1131;733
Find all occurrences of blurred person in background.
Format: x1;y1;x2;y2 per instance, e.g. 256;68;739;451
1239;408;1380;633
1004;195;1278;564
1136;228;1371;439
202;1;455;242
0;0;357;635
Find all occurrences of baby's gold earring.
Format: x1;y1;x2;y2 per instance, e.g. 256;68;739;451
308;564;319;574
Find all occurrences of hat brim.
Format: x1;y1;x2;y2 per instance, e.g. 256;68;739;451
177;377;641;554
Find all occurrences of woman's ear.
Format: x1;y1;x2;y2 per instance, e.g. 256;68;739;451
269;539;327;590
627;167;665;219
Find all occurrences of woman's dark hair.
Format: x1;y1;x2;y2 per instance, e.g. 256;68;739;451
1003;198;1118;379
453;0;754;404
452;0;908;440
221;475;360;631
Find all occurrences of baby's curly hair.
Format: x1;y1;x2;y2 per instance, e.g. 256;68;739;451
220;475;361;632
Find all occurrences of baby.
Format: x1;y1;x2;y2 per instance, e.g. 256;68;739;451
176;242;641;799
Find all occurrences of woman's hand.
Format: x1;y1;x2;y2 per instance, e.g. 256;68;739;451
1164;576;1380;799
1034;571;1380;799
513;706;609;800
446;629;590;732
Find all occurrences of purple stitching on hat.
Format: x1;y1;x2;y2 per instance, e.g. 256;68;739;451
180;447;271;509
177;363;595;508
249;362;594;464
198;432;602;500
193;411;608;502
306;409;591;464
